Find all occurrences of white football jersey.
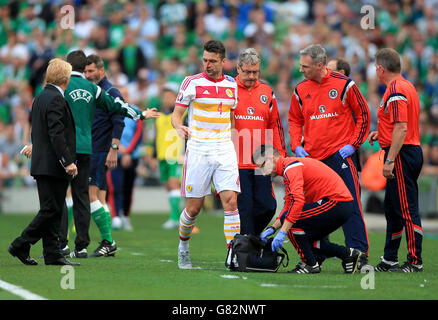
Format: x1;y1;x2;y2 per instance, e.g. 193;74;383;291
176;72;238;150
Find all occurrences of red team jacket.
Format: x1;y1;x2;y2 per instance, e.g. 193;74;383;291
288;69;370;160
377;75;421;148
233;76;287;169
276;156;353;224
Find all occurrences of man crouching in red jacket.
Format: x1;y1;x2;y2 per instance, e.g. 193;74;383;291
253;144;365;274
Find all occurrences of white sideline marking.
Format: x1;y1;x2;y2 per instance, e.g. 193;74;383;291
260;283;278;287
286;284;347;289
221;275;240;279
0;279;48;300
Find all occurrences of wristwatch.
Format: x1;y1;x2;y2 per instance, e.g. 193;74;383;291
111;143;119;150
385;159;394;164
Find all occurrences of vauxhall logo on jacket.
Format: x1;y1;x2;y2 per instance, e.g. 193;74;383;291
69;89;93;103
309;104;339;120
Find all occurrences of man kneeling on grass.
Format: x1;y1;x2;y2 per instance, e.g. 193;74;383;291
253;144;366;274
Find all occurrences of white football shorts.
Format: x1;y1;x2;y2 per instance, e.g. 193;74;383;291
181;144;240;198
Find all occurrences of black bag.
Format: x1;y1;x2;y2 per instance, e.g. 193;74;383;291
226;234;289;272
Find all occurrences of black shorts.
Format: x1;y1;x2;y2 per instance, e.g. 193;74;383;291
89;152;108;190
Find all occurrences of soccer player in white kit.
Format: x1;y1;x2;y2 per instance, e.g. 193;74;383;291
172;40;241;269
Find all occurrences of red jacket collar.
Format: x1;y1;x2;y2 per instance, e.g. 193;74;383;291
319;68;332;84
236;75;260;90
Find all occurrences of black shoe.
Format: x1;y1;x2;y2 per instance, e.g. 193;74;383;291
45;257;80;266
69;248;88;258
399;261;423;272
88;240;117;258
60;245;70;257
357;254;373;272
8;245;38;266
288;261;321;274
342;248;363;274
374;257;401;272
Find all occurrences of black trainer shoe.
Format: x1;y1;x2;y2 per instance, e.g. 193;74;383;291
69;248;88;258
88;240;117;258
288;261;321;274
399;261;423;272
342;248;363;274
357;254;374;273
374;258;401;272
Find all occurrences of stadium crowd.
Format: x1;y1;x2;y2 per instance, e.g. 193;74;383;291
0;0;438;214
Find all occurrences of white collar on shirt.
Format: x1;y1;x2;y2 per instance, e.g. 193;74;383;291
71;71;85;78
51;84;65;97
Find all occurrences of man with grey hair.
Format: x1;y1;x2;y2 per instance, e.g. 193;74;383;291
233;48;287;236
368;48;423;272
288;44;371;271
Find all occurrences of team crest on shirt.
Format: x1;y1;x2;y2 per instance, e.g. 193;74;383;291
318;105;326;113
260;94;268;104
247;107;255;115
328;89;338;99
186;185;192;192
226;89;234;98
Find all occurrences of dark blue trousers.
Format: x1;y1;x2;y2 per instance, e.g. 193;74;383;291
107;159;139;218
383;145;423;265
280;199;353;266
237;169;277;236
322;151;369;254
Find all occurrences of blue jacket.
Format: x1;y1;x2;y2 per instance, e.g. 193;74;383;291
91;77;125;153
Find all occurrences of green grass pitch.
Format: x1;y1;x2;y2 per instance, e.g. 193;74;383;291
0;212;437;300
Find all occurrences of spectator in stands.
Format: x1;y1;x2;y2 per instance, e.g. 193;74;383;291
116;28;146;82
0;0;437;221
243;7;275;48
204;5;229;40
129;5;159;66
126;68;158;109
159;0;187;37
74;7;97;41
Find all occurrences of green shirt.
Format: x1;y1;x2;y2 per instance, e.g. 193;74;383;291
65;72;143;154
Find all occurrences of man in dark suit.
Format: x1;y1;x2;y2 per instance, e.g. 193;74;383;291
8;58;79;266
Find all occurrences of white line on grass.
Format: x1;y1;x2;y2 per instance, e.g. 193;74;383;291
0;279;48;300
260;283;278;287
220;275;240;279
